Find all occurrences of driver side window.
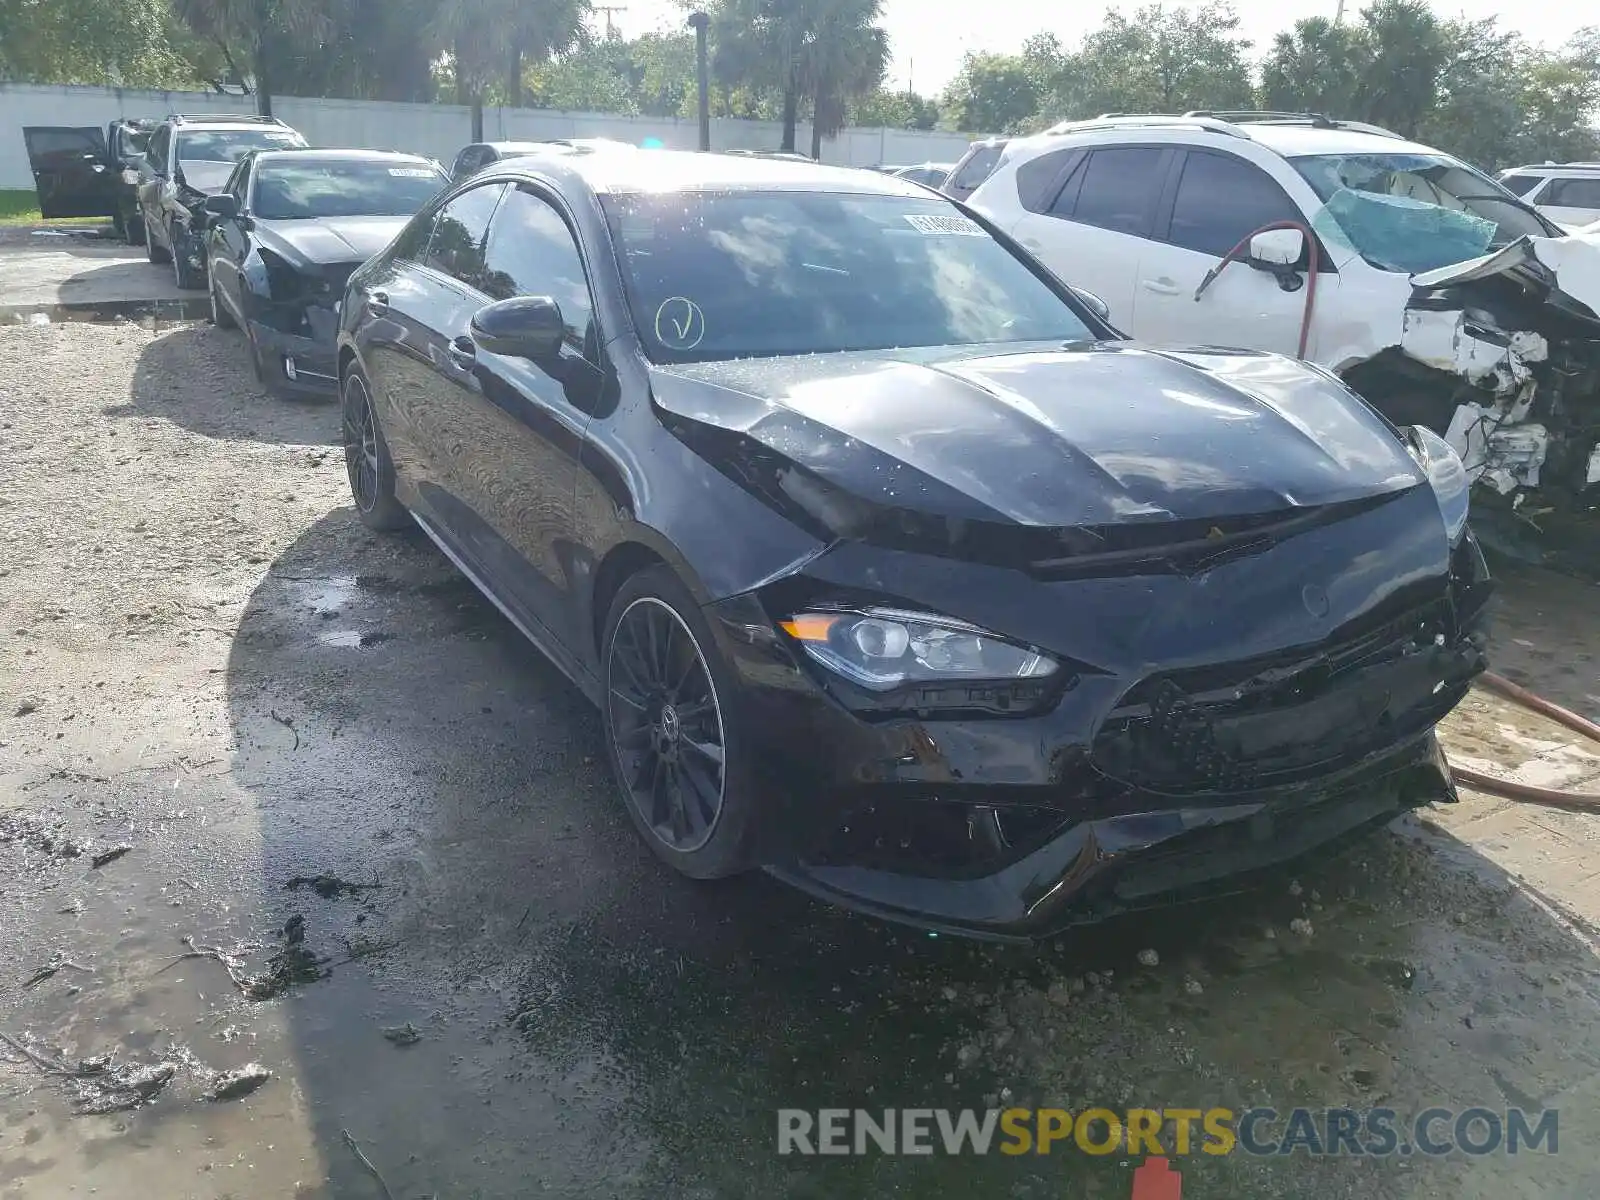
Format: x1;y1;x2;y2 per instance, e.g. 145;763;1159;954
480;187;597;359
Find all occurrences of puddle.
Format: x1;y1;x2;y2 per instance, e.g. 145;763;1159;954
1;298;211;327
318;628;395;648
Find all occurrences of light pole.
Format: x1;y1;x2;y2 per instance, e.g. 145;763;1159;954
689;11;712;152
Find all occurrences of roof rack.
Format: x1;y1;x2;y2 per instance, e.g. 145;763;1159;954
1044;114;1250;139
1183;110;1405;139
165;113;289;126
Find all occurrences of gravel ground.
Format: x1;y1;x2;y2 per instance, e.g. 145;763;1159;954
3;320;1600;1200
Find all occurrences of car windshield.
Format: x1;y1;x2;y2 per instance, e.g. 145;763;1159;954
1292;152;1554;274
178;129;304;163
252;160;448;220
602;190;1093;363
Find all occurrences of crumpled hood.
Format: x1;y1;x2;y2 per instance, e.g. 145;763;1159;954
255;216;410;266
175;160;235;195
1411;234;1600;331
648;343;1424;530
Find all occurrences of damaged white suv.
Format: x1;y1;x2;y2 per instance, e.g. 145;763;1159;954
962;112;1600;509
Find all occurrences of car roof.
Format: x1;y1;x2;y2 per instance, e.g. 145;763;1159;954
252;148;440;167
1501;163;1600;174
1026;115;1441;160
504;149;934;196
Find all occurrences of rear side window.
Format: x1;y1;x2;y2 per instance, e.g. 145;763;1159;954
1544;177;1600;208
1166;150;1303;257
1016;149;1079;214
1069;148;1166;238
948;142;1006;195
423;183;504;288
1499;173;1543;197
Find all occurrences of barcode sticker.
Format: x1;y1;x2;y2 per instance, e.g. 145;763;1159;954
388;168;436;178
903;214;985;236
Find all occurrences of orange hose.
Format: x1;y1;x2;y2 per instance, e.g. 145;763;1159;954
1448;671;1600;809
1192;220;1321;359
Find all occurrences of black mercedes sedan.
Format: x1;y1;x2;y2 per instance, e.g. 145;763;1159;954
334;152;1490;941
204;149;449;395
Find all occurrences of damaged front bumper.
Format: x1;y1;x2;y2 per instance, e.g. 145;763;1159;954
248;303;340;397
1397;236;1600;506
704;486;1492;941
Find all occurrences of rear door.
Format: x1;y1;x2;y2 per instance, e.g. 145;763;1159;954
1009;145;1172;328
1131;148;1323;356
1535;176;1600;229
23;126;115;218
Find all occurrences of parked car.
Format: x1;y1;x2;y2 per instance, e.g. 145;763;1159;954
21;118;155;241
448;139;634;182
136;114;308;289
963;111;1600;513
204;149;449;395
1496;162;1600;230
334;150;1488;940
941;137;1010;201
890;161;956;189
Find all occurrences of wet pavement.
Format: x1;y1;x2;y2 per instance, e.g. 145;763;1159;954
3;321;1600;1199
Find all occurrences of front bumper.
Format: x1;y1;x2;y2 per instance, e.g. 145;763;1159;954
248;311;339;397
700;497;1491;942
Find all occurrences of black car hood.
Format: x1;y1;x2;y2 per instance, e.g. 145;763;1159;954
255;216;410;266
176;160;235;194
648;343;1425;533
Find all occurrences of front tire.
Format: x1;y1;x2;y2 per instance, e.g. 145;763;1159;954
145;211;171;264
341;368;408;531
601;566;756;880
171;223;204;290
209;274;236;329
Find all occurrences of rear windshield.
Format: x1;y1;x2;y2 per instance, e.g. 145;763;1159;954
178;129;305;163
948;143;1006;193
253;161;447;220
601;190;1092;363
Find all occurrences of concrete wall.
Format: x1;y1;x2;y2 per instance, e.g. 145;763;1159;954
0;83;977;190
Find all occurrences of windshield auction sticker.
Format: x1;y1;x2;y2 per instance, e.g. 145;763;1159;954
903;214;986;236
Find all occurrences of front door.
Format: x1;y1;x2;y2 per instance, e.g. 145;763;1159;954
443;182;606;661
1131;148;1327;358
23;127;114;218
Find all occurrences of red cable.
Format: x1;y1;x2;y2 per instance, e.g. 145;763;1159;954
1191;220;1321;359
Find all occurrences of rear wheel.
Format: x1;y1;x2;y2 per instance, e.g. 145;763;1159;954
342;367;409;531
601;566;757;880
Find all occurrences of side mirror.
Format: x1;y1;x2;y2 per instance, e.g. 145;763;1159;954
1070;286;1111;323
204;194;238;219
1249;228;1305;269
470;295;564;361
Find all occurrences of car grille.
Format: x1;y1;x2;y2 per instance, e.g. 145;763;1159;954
1092;602;1460;795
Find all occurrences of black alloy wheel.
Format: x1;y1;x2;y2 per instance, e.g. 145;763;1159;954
341;370;408;530
171;223;204;290
606;595;729;856
209;274;236;329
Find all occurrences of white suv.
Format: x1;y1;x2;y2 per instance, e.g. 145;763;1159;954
1497;163;1600;231
963;112;1600;505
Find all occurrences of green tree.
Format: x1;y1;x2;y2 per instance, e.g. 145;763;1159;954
941;53;1038;134
851;88;939;129
1046;3;1254;121
1259;17;1365;118
1357;0;1447;137
432;0;589;109
799;0;889;157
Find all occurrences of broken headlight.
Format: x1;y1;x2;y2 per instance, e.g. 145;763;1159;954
1408;425;1470;544
780;607;1058;691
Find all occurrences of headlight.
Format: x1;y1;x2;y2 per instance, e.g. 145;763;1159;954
1407;425;1470;544
780;607;1058;691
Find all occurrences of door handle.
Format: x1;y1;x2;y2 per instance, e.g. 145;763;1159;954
447;335;476;369
1142;278;1182;296
365;291;389;317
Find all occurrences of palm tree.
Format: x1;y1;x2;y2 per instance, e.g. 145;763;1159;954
708;0;887;155
799;0;887;159
172;0;333;114
433;0;590;110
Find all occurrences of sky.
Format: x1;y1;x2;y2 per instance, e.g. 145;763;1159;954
604;0;1596;96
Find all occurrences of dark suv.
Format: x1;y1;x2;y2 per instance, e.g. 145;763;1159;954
135;114;308;288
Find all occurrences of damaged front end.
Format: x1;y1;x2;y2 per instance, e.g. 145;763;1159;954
1389;238;1600;511
244;252;356;393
